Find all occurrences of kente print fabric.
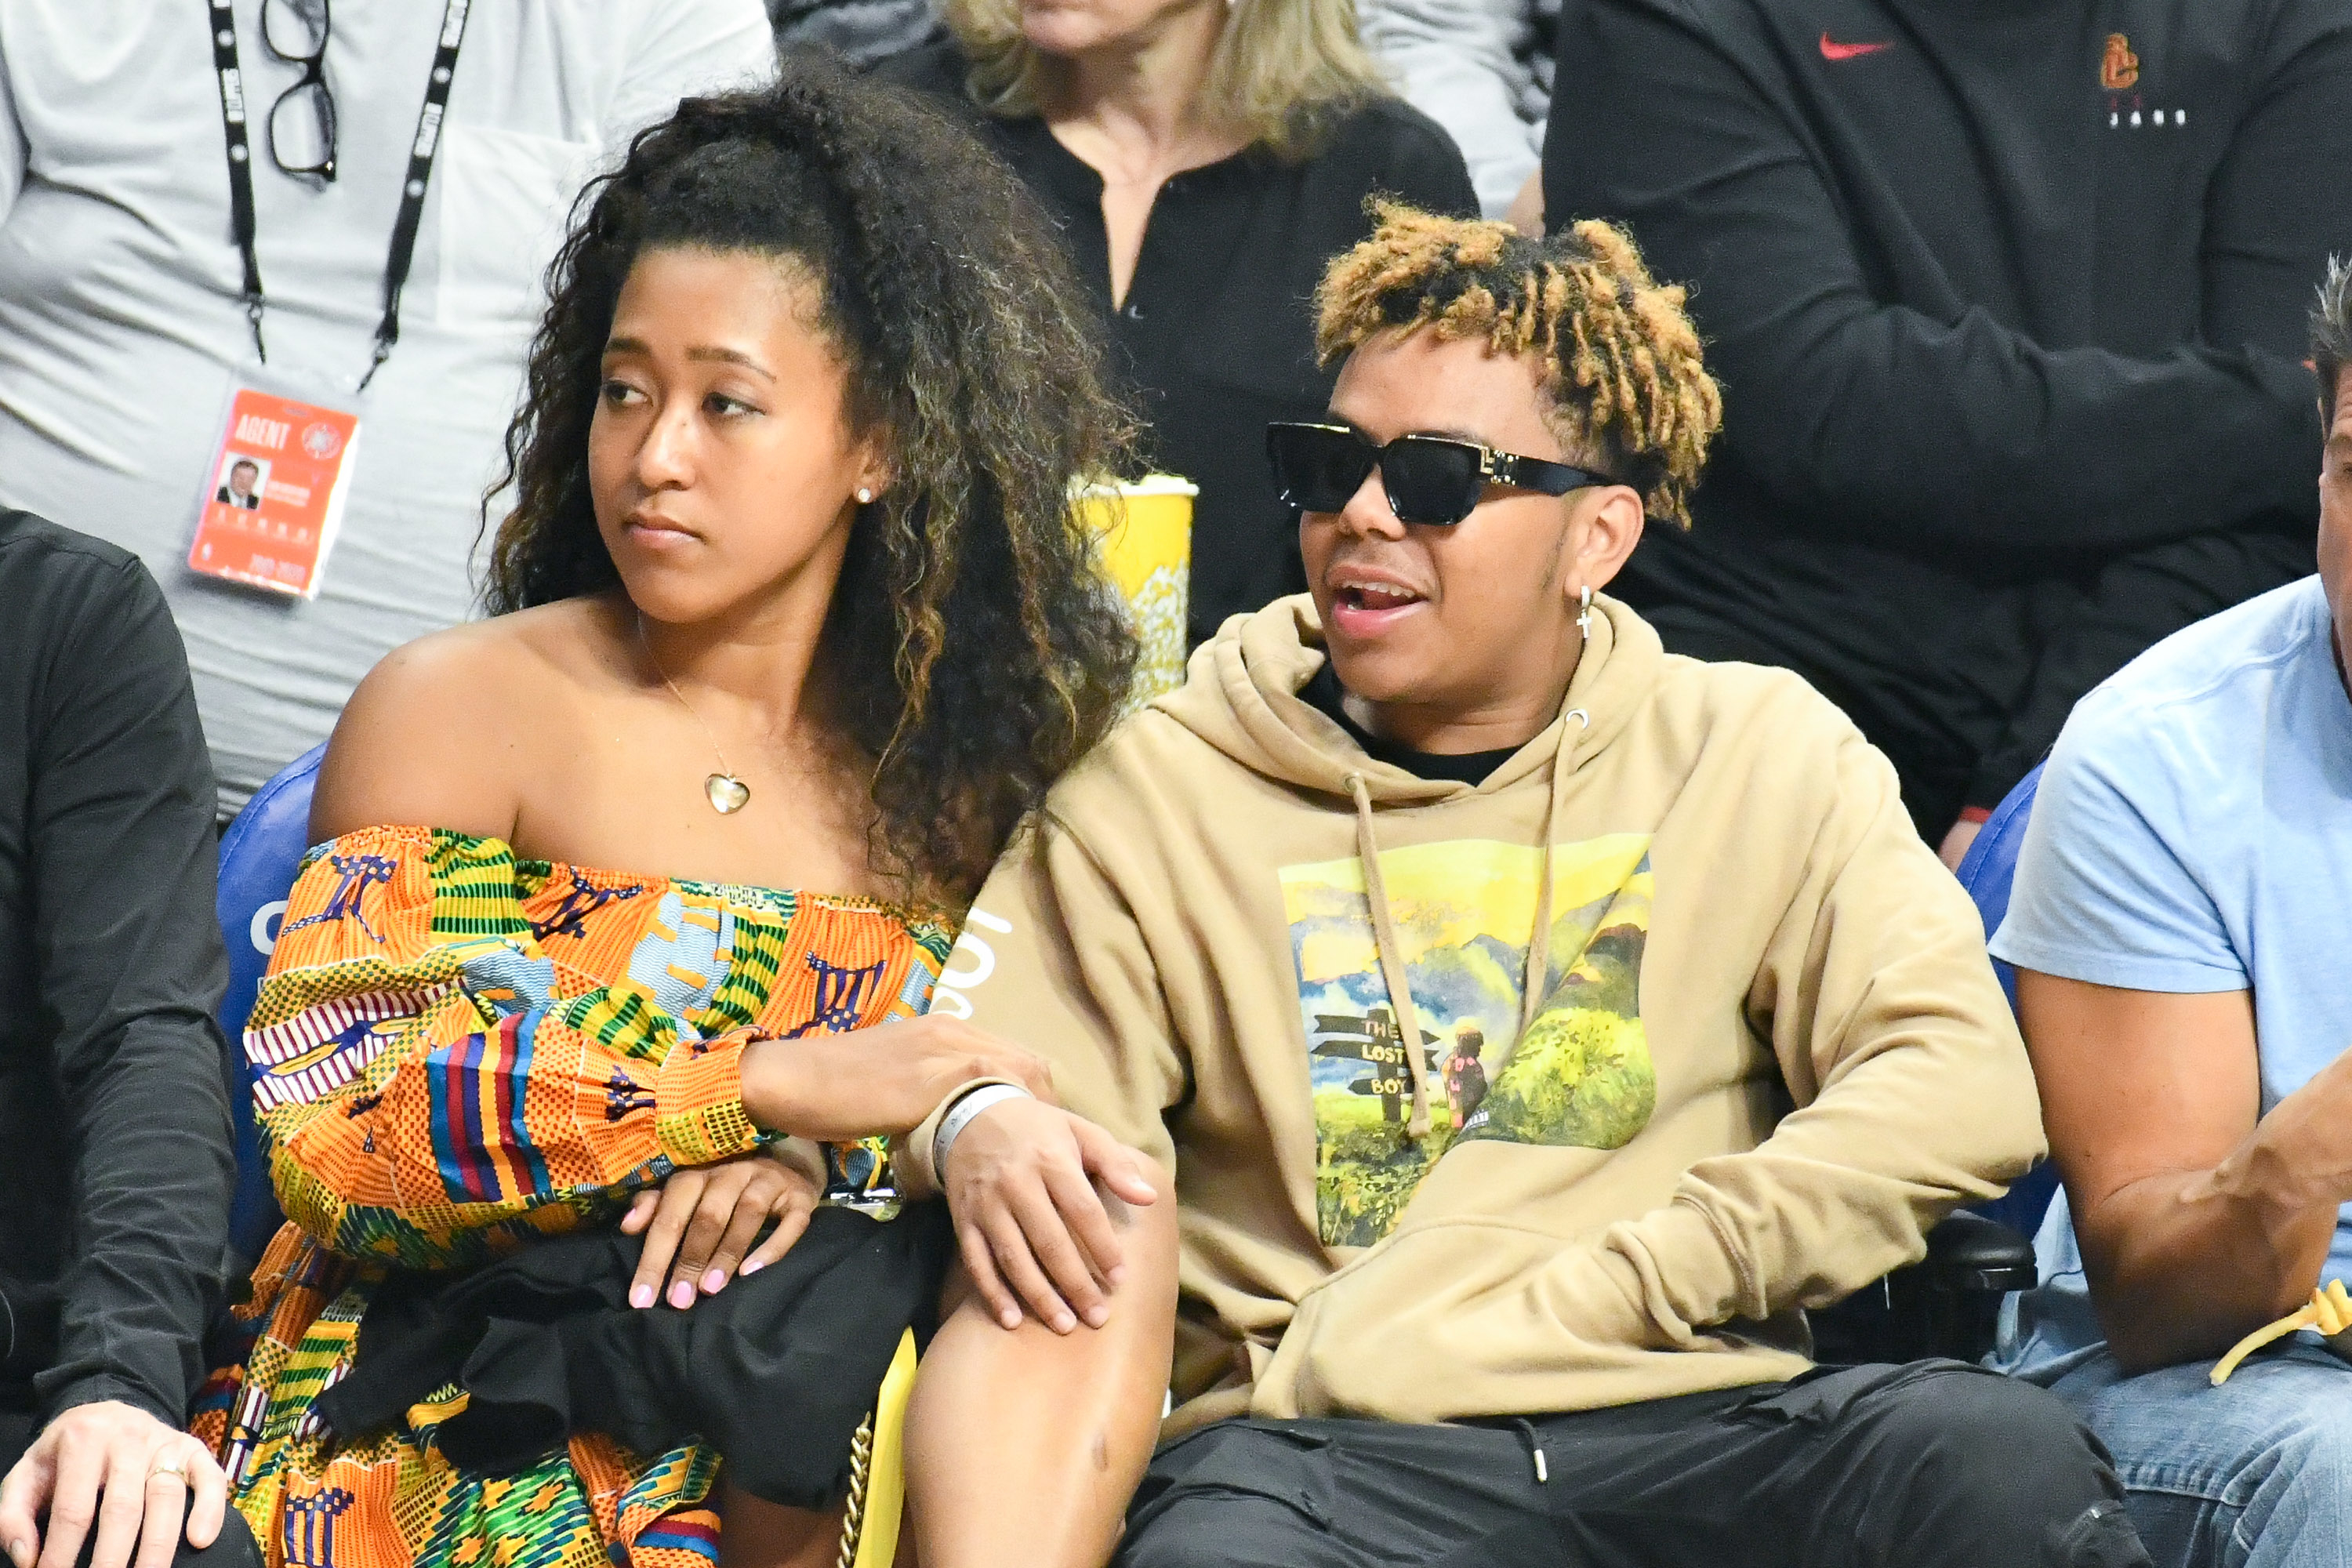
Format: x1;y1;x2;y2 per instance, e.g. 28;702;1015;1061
191;826;952;1568
1282;836;1657;1247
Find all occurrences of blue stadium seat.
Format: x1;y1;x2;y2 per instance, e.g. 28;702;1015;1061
216;742;327;1263
1952;763;2060;1240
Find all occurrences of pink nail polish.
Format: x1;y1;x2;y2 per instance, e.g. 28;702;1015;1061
701;1269;726;1294
669;1280;695;1308
740;1258;764;1276
629;1284;655;1309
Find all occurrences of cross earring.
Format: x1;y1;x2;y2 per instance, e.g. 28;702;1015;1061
1577;583;1595;640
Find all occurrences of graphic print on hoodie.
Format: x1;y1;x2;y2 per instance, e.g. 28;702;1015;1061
918;596;2043;1427
1284;836;1657;1246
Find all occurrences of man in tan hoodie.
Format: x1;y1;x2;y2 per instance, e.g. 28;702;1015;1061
901;207;2152;1568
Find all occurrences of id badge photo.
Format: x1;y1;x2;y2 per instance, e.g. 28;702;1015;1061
187;379;362;601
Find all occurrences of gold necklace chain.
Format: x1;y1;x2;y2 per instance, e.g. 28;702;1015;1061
637;614;752;815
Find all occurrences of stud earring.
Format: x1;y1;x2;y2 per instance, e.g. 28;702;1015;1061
1577;583;1594;640
856;488;875;505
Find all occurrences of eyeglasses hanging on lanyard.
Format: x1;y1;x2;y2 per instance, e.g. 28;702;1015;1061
262;0;337;180
207;0;473;390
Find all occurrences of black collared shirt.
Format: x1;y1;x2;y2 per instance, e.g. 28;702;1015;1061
880;46;1478;641
0;512;231;1428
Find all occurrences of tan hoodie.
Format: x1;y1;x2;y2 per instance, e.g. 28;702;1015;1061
930;594;2042;1432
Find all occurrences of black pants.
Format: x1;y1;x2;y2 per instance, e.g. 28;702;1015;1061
0;1411;263;1568
1117;1362;2151;1568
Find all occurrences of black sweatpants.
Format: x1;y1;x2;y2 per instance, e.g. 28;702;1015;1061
1117;1361;2151;1568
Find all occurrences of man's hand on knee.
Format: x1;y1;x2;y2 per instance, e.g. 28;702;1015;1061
944;1098;1160;1335
0;1401;227;1568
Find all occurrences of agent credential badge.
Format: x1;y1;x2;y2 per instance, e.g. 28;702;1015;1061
187;389;361;599
185;0;471;599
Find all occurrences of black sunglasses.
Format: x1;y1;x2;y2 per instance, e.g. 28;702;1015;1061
1266;421;1617;528
263;0;338;180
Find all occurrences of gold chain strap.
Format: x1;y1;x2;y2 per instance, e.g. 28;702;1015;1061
833;1406;878;1568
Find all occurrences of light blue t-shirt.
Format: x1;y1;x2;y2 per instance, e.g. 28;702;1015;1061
1991;575;2352;1372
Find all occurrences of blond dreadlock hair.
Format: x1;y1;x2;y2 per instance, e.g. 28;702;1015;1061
1316;203;1722;528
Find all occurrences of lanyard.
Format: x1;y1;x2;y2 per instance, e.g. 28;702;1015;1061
207;0;473;390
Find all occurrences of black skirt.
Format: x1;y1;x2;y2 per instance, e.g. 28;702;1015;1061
314;1201;952;1509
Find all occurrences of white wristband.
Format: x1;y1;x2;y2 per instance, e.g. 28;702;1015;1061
932;1083;1034;1184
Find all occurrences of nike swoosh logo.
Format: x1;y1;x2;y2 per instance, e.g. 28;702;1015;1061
1820;32;1893;60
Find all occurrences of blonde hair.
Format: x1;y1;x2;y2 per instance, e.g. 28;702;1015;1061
1317;203;1724;527
939;0;1387;159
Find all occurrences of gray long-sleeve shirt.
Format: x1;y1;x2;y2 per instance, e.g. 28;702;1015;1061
770;0;941;65
1362;0;1557;216
0;512;232;1429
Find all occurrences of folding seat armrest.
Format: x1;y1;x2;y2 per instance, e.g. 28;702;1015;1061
1922;1210;2038;1294
1812;1210;2038;1365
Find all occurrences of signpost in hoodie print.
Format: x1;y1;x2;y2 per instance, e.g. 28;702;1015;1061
1308;1005;1441;1126
1283;834;1660;1247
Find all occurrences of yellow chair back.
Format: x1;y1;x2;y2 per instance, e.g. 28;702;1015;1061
837;1329;919;1568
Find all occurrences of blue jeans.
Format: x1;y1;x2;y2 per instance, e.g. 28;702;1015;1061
2030;1341;2352;1566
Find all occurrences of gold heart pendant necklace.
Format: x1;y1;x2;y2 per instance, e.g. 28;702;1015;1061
702;773;751;815
637;615;751;815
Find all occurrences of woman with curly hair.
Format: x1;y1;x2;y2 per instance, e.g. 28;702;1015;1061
191;62;1178;1568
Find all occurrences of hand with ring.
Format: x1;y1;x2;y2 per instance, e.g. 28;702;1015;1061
0;1400;230;1568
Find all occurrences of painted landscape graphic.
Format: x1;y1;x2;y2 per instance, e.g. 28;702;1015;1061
1279;835;1657;1247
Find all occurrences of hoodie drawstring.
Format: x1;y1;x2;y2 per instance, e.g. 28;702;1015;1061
1511;1417;1550;1484
1343;704;1593;1142
1509;707;1588;1060
1348;771;1436;1138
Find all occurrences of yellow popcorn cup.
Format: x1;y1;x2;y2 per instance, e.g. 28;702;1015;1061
1078;474;1195;707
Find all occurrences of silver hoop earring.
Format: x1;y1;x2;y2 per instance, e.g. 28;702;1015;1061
1577;583;1595;640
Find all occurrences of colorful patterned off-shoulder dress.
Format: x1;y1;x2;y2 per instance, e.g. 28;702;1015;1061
191;826;953;1568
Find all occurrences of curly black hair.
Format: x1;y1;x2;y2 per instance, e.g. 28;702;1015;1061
485;59;1138;902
